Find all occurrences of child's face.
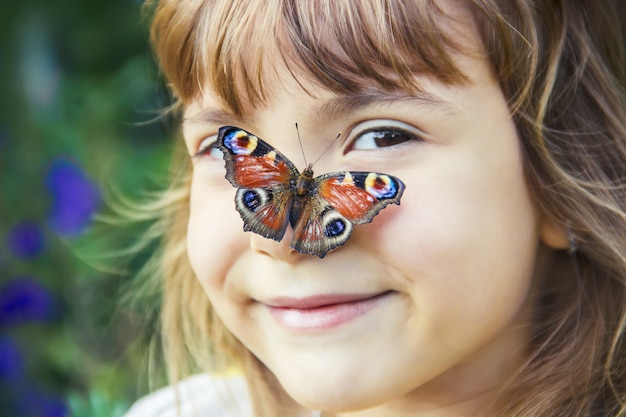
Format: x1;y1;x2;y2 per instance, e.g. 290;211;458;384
182;11;565;416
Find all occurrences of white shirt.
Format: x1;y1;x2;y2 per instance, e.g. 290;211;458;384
124;374;253;417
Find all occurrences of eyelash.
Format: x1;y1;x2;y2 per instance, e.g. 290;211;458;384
193;121;424;159
349;127;418;151
194;135;223;159
346;120;425;152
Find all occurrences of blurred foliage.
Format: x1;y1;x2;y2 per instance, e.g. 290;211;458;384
1;0;173;416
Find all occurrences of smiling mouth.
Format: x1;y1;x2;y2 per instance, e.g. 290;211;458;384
263;291;395;332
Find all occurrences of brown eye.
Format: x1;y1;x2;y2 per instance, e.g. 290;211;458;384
352;129;414;149
349;120;425;151
195;136;224;159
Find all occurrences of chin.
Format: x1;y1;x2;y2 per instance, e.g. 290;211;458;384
273;363;402;413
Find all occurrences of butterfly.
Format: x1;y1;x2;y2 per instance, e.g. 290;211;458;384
216;126;406;258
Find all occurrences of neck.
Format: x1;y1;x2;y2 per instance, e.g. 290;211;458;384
323;389;495;417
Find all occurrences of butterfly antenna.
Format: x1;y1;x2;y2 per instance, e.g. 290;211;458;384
295;122;309;167
294;123;342;168
311;131;342;167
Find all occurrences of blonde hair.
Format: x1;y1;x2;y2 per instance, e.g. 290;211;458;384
136;0;626;415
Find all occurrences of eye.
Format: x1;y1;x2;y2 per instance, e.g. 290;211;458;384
348;120;425;151
194;136;224;159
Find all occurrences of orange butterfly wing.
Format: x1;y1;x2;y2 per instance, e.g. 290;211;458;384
289;172;405;257
217;126;298;241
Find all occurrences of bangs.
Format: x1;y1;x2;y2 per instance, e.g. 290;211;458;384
150;0;471;115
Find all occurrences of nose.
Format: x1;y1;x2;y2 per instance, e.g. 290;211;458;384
249;228;301;262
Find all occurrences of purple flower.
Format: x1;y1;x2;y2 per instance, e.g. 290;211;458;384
12;387;69;417
45;158;101;237
0;336;24;381
0;277;57;327
0;338;68;417
33;392;70;417
7;220;46;259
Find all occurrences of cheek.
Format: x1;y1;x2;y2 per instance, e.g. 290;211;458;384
368;148;540;325
186;177;247;292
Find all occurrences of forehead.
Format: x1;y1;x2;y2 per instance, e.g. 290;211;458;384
160;0;483;116
184;79;463;129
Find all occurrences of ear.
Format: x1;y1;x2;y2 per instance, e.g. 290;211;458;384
539;218;570;250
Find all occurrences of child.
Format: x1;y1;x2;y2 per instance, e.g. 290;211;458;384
125;0;626;416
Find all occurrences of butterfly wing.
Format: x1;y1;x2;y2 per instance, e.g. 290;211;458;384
217;126;298;241
290;171;405;258
290;202;353;258
317;171;405;223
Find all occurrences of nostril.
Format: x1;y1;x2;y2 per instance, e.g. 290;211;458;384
249;232;300;261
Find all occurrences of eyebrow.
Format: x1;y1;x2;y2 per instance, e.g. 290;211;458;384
183;108;244;126
312;90;460;121
183;90;459;127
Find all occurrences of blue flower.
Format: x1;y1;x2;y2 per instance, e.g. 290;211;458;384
0;336;24;381
7;220;46;259
11;386;69;417
0;277;57;327
45;158;101;237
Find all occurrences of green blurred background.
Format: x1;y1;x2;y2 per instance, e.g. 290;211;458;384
1;0;173;415
1;1;624;417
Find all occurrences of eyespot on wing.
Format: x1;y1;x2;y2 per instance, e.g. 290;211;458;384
316;172;405;224
217;126;297;189
290;205;354;258
364;173;403;199
220;127;259;155
235;188;291;241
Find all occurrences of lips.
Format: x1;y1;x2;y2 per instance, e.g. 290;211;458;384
263;291;393;332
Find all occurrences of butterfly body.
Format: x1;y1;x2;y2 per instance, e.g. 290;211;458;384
291;165;316;226
295;165;315;197
217;126;405;258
